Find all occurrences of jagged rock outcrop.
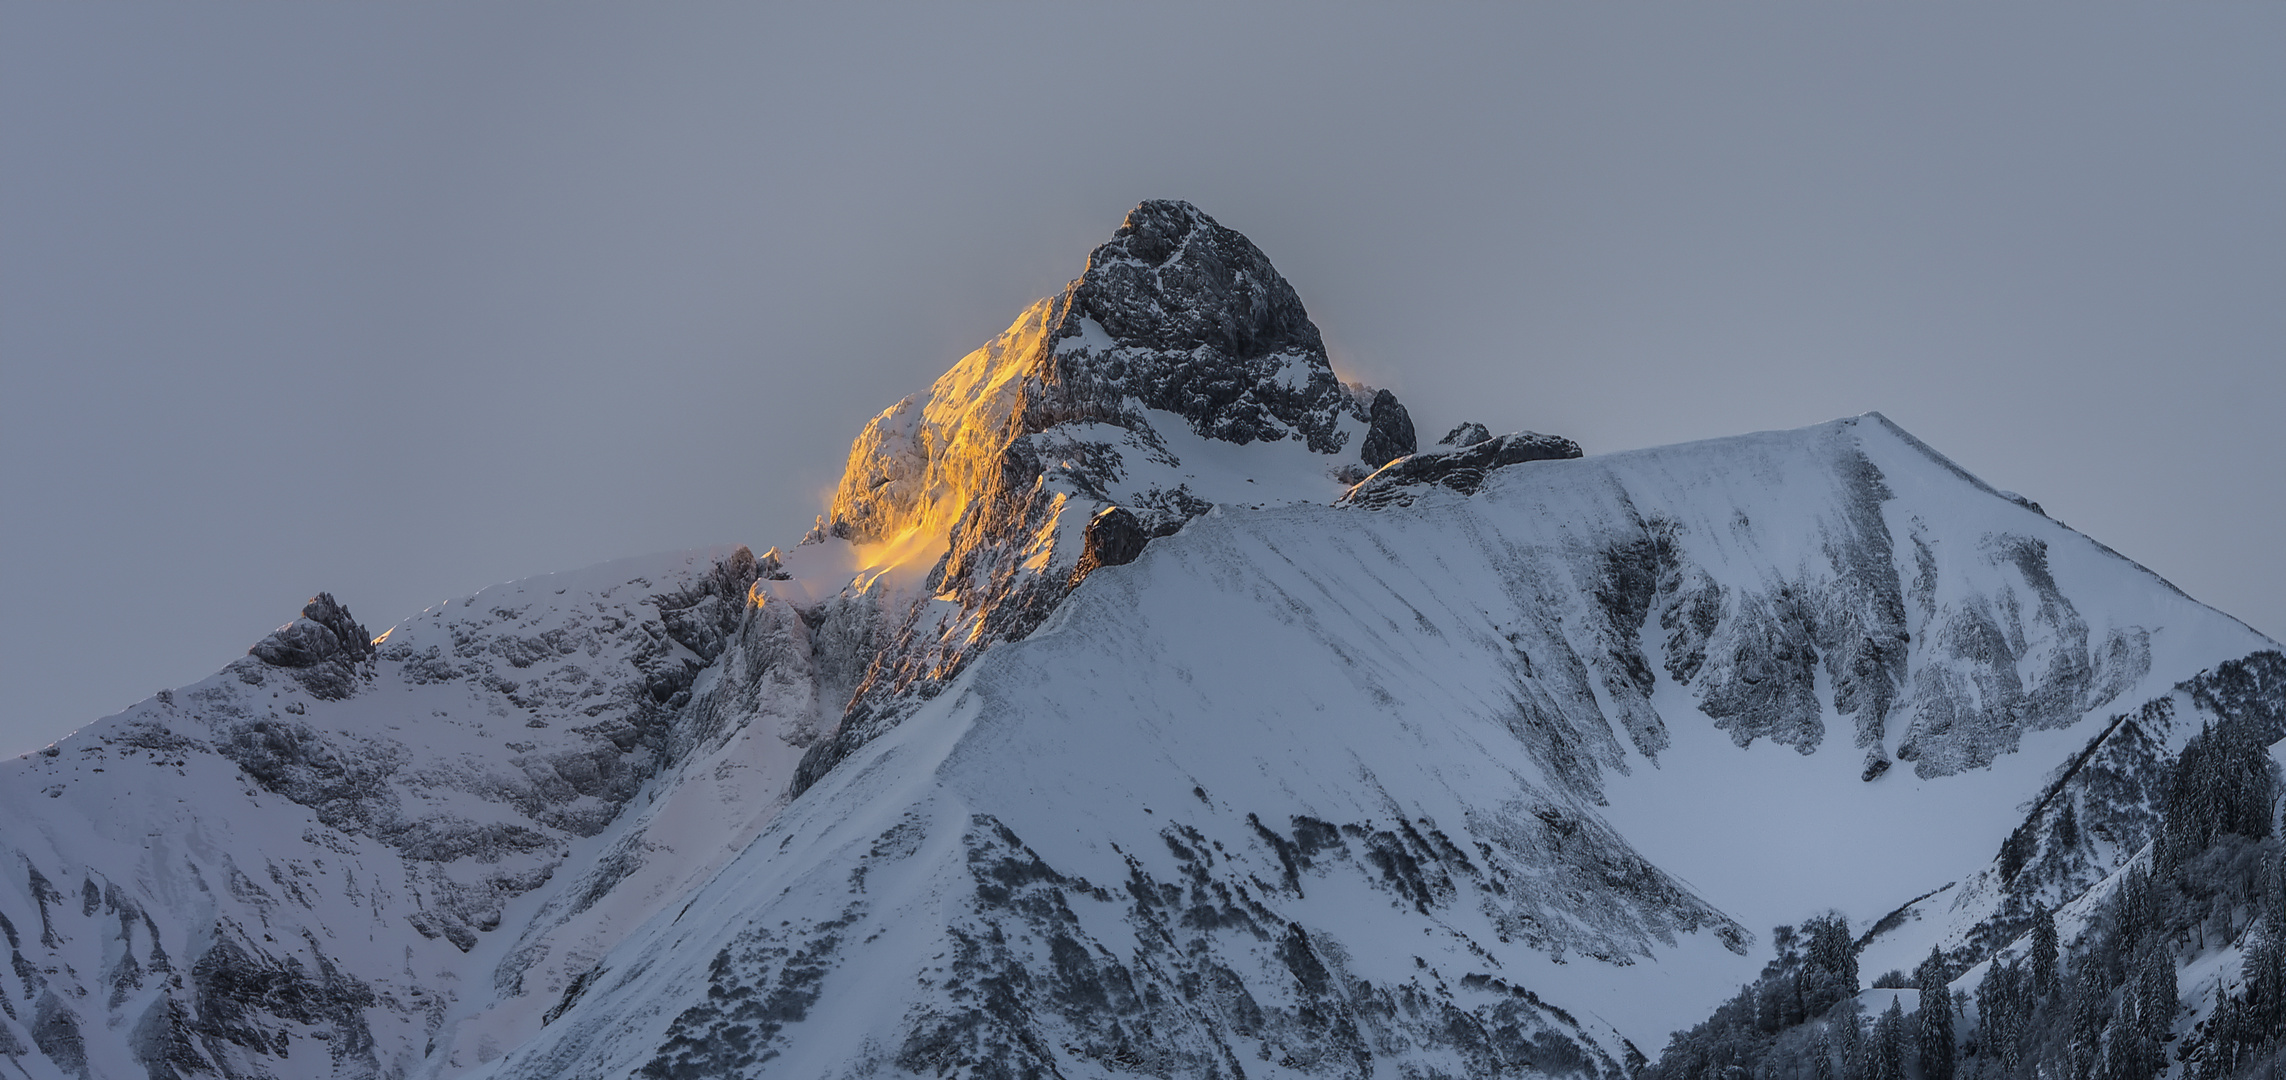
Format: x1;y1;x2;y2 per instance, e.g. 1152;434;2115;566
1441;420;1493;448
1359;387;1420;468
1341;430;1585;509
795;200;1423;795
1072;504;1148;582
249;593;375;668
1043;199;1388;456
247;592;377;699
5;202;2278;1080
0;549;790;1079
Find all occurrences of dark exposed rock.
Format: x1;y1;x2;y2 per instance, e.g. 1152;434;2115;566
1047;200;1352;451
246;593;375;699
1070;200;1321;358
28;866;63;949
805;201;1427;792
1589;527;1678;761
542;964;604;1027
188;930;378;1075
1072;505;1147;583
1359;387;1418;466
632;812;1657;1080
32;993;88;1080
129;992;212;1080
1341;431;1585;509
640;910;856;1079
1440;421;1493;447
655;545;766;664
249;593;373;669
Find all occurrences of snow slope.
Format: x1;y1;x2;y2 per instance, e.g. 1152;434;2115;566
0;548;822;1079
472;413;2275;1078
3;199;2278;1080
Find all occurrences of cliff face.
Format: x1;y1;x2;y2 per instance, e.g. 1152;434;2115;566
798;200;1418;791
493;413;2277;1080
2;201;2279;1080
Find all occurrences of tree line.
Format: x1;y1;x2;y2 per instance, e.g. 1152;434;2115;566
1640;694;2286;1080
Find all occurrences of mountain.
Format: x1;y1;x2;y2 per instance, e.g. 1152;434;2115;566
793;199;1428;793
0;201;2276;1080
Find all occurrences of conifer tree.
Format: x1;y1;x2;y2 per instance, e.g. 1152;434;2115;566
2069;969;2104;1080
1978;960;2025;1075
2262;852;2286;929
1918;948;1957;1080
1873;1000;1907;1080
2138;949;2177;1050
1835;1000;1868;1080
2030;909;2061;1001
2250;924;2286;1045
1808;913;1861;993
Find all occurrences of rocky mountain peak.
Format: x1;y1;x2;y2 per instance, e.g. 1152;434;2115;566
1031;199;1399;458
797;201;1425;789
245;591;376;699
1063;199;1322;361
10;199;2285;1080
248;592;373;666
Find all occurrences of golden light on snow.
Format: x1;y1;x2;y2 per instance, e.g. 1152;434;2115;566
827;297;1067;595
848;521;953;593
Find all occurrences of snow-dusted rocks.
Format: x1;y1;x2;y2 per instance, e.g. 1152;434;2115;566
1054;200;1374;456
485;413;2275;1080
1074;504;1148;578
799;200;1424;791
0;550;800;1079
1339;429;1585;509
1440;421;1494;448
246;592;379;699
1;201;2280;1080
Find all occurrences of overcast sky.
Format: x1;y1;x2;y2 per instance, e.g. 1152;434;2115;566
4;4;2281;755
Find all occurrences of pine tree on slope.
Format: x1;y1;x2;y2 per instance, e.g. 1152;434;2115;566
1917;947;1957;1080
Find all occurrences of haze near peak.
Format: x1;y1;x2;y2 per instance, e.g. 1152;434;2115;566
3;5;2281;757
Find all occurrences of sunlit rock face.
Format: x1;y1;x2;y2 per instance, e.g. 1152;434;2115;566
800;200;1417;792
9;198;2285;1080
497;414;2277;1080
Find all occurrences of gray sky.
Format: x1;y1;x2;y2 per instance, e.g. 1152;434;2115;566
4;4;2281;755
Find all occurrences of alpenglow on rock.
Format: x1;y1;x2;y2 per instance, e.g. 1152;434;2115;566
0;200;2278;1080
795;199;1421;792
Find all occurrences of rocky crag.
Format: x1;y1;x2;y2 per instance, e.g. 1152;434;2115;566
0;201;2278;1080
794;200;1424;792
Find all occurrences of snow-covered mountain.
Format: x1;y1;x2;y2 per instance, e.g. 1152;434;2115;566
0;201;2275;1080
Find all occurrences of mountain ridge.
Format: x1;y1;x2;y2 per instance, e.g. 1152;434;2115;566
480;410;2275;1077
0;201;2277;1080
